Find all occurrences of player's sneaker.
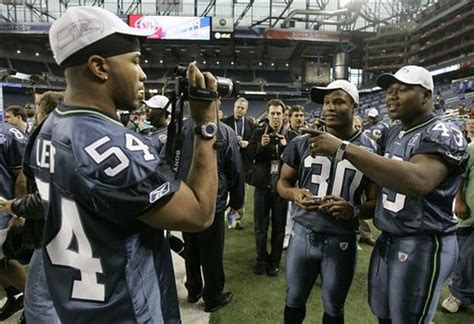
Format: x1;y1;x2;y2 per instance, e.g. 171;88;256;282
0;294;24;320
441;295;462;313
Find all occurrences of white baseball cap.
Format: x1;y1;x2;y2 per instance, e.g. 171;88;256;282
376;65;434;93
310;80;359;105
49;6;154;66
143;95;171;113
367;108;379;117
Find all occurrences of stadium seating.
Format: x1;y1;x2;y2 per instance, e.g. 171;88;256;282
255;70;293;83
10;59;48;75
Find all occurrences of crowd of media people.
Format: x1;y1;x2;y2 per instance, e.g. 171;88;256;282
0;6;473;324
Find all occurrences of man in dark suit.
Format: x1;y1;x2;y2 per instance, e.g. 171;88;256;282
222;97;257;229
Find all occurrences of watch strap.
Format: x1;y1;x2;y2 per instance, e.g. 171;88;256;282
335;140;350;162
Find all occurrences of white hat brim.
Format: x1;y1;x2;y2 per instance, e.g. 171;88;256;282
310;86;348;104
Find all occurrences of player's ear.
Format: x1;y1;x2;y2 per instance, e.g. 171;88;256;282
87;55;109;82
422;90;432;106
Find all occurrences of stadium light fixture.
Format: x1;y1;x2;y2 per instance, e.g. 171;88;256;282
258;62;262;66
203;61;207;65
159;59;163;64
16;50;21;54
271;63;274;66
35;52;39;56
216;61;220;65
285;63;289;67
230;61;234;65
144;59;148;64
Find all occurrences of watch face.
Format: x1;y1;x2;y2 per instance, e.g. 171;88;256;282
201;122;217;138
205;124;215;134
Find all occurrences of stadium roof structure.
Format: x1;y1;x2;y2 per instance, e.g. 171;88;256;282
0;0;436;30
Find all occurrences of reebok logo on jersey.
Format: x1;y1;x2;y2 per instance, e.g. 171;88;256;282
339;242;348;251
149;182;170;203
398;252;408;263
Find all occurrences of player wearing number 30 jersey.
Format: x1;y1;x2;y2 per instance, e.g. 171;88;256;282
278;80;379;324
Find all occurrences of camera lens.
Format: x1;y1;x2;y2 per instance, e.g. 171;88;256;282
174;65;240;98
216;77;240;98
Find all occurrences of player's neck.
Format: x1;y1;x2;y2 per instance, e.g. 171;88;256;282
327;125;358;140
401;111;436;130
64;89;118;120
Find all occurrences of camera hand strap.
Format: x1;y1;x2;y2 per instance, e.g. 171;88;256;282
187;86;219;101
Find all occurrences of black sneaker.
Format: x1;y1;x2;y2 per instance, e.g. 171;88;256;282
204;292;233;313
187;291;202;304
266;264;280;277
253;263;266;275
0;295;24;321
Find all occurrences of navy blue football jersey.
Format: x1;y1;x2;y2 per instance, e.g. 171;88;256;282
362;121;389;140
28;105;181;323
281;130;378;236
0;123;27;228
144;126;168;154
375;116;468;235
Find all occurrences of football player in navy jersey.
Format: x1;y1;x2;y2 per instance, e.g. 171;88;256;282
305;65;468;324
362;108;389;141
278;80;379;324
141;94;172;153
0;123;28;321
28;6;219;323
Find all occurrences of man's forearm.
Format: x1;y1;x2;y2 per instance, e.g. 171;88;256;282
14;169;27;198
186;138;218;225
277;178;295;201
455;178;465;201
344;144;445;198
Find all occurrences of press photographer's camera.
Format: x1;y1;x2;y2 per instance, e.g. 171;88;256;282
269;133;281;145
174;65;240;99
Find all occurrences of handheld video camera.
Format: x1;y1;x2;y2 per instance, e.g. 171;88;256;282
174;65;240;100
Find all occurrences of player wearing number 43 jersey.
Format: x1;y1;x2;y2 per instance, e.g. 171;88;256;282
278;80;379;324
28;6;220;324
307;66;468;324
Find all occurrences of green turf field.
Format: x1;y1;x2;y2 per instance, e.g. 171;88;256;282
210;188;474;324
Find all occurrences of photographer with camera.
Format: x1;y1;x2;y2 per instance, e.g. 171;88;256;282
247;99;298;277
277;80;378;324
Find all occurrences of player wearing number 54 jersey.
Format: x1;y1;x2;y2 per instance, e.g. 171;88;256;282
28;6;220;324
278;80;379;324
306;66;468;324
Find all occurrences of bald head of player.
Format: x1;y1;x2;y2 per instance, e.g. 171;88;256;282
49;7;155;118
377;65;434;129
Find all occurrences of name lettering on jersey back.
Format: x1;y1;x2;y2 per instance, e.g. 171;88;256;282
36;139;56;173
